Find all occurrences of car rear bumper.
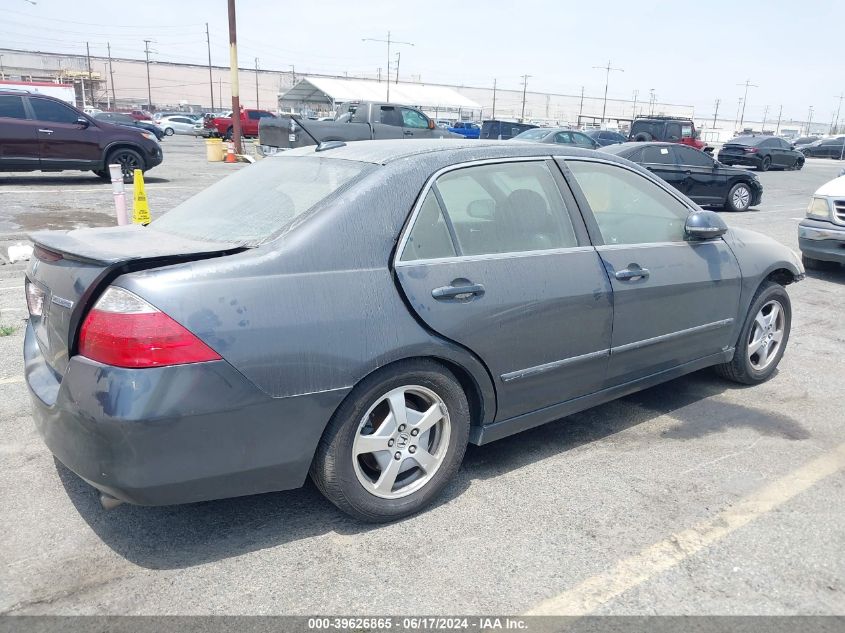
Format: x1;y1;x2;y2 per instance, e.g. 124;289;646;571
718;154;760;167
25;323;348;506
798;219;845;263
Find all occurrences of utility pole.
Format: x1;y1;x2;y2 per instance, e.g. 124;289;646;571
143;39;153;111
205;23;214;111
578;86;585;123
395;52;400;84
0;55;4;80
520;74;531;122
492;78;497;120
775;105;783;135
631;89;638;120
832;93;844;135
103;63;110;109
377;68;381;83
649;88;656;115
736;78;758;129
761;105;769;132
227;0;243;153
712;98;720;129
290;65;296;86
85;42;93;107
362;31;413;103
254;57;259;108
107;42;116;106
734;97;743;129
593;60;623;125
806;106;814;135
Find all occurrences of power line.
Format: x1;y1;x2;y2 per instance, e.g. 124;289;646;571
362;31;413;103
593;60;623;124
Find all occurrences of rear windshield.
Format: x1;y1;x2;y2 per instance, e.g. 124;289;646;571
726;136;763;146
152;156;372;244
513;129;550;140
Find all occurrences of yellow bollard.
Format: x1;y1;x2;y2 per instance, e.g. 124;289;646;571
205;137;224;162
132;169;151;225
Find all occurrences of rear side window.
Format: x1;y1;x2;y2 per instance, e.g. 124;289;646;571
30;98;79;124
0;95;27;119
640;145;675;165
675;146;713;167
153;157;372;244
400;192;457;261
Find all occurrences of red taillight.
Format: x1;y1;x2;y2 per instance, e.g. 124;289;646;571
78;287;221;368
745;147;758;153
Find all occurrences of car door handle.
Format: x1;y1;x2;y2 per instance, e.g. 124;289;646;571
431;283;485;300
403;130;413;136
38;128;54;134
615;266;650;281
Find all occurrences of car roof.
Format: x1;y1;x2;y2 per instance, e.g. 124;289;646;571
599;141;678;155
725;135;769;146
283;139;615;167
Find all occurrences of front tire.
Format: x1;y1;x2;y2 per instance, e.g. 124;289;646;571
105;148;145;183
725;182;752;212
714;281;791;385
311;359;470;522
793;157;804;170
164;127;175;136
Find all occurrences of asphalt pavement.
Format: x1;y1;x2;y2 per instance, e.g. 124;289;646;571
0;139;843;617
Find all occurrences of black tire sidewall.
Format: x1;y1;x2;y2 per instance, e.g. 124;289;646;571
735;283;792;382
313;361;470;521
759;156;771;171
107;148;145;183
165;128;174;136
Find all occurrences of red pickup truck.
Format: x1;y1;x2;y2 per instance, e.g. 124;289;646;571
205;109;277;139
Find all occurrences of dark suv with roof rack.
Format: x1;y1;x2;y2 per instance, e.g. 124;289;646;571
0;90;162;183
629;115;711;152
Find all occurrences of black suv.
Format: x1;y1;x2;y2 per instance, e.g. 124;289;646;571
0;90;162;182
629;115;711;152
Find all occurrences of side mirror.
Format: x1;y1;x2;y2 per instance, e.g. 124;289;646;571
76;117;90;128
685;210;727;240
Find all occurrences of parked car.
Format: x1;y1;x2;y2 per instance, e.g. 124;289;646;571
800;136;845;159
157;115;201;136
126;110;153;122
447;121;481;139
798;175;845;270
601;142;762;211
207;108;277;140
479;119;537;140
93;111;165;140
25;139;802;522
258;102;456;151
718;135;805;171
790;136;819;149
511;127;599;149
0;90;162;182
586;129;627;146
629;115;710;152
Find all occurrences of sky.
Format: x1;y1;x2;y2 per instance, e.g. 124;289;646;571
3;0;842;123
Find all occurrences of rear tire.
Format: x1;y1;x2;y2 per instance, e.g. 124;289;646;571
714;281;791;385
725;182;752;212
311;359;470;522
633;132;653;142
164;127;174;136
801;254;838;271
758;156;771;172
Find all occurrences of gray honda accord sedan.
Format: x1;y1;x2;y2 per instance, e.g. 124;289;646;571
25;140;803;522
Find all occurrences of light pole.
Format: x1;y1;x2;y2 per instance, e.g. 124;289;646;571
520;74;532;122
593;60;623;125
362;31;413;103
736;79;758;129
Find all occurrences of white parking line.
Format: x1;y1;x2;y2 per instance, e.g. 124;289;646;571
524;442;845;616
0;376;24;385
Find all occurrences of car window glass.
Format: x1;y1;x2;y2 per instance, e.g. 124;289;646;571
573;132;594;145
400;191;457;261
567;160;689;245
665;122;682;141
435;161;578;256
554;131;573;144
0;95;27;119
640;145;675;165
401;108;430;129
681;124;693;138
248;111;261;120
379;106;403;127
676;146;713;167
30;98;79;124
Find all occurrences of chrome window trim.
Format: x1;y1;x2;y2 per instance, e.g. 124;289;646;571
396;245;596;268
394;155;568;267
499;318;735;383
596;241;692;251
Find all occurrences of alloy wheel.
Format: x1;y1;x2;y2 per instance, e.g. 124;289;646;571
352;385;451;499
747;299;785;371
113;152;140;181
732;185;751;210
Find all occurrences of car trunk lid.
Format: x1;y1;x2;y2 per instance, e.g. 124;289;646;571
26;224;247;377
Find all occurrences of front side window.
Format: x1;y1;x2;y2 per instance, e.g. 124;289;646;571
567;160;690;245
431;161;578;256
379;106;404;127
665;122;682;141
0;95;27;119
640;145;675;165
401;108;430;129
675;146;713;167
554;131;574;144
681;124;693;138
30;98;80;124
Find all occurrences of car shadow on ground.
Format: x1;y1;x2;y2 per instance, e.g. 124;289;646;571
804;268;845;286
57;369;809;571
0;175;170;185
